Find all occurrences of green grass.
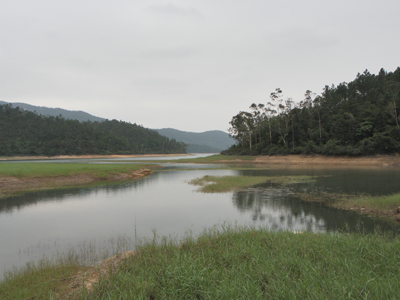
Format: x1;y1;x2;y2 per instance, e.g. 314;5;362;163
89;225;400;299
299;192;400;220
0;260;88;300
2;225;399;299
0;235;135;300
189;175;314;193
0;163;155;178
338;193;400;211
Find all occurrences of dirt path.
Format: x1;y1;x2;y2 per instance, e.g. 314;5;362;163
0;169;152;198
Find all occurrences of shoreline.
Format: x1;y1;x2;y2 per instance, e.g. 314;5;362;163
216;154;400;167
0;153;190;161
255;154;400;167
0;169;153;199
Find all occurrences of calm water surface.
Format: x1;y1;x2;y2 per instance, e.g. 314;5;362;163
1;155;400;280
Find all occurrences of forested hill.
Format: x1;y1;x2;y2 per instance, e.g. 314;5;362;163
0;101;106;123
0;105;186;156
224;67;400;156
156;128;235;153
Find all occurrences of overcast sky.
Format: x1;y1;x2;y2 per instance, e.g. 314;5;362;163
1;1;399;132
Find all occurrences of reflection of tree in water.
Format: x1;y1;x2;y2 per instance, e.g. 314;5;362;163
232;187;400;234
0;173;160;215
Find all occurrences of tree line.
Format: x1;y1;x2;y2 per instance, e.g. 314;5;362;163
223;68;400;156
0;105;186;156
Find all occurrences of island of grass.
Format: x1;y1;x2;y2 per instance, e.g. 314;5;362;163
0;163;157;198
1;225;399;299
189;175;314;193
188;174;400;221
299;192;400;222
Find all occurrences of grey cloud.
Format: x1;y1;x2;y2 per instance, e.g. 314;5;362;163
140;47;200;59
145;3;204;19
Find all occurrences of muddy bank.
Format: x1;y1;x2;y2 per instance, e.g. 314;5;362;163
0;169;152;198
0;153;189;161
298;192;400;223
252;154;400;167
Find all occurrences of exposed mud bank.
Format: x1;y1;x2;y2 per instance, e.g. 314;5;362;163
0;169;152;199
252;154;400;167
69;251;136;296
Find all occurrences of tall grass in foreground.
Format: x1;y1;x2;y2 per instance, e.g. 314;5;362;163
1;226;398;299
91;225;400;299
0;235;135;300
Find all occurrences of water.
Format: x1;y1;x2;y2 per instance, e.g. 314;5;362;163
1;157;400;280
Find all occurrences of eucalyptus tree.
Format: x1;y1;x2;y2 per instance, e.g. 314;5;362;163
270;88;292;147
249;103;265;148
263;101;276;145
229;111;255;150
313;95;323;144
300;90;316;141
386;82;400;128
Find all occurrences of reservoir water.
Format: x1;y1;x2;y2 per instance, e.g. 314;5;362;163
1;154;400;280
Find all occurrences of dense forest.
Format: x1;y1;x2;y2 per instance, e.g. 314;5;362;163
0;105;186;156
223;68;400;156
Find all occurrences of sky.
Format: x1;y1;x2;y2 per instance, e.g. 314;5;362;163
1;1;399;133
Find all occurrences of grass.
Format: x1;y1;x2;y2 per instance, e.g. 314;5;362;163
299;192;400;221
0;163;158;199
335;193;400;211
0;259;88;300
0;235;135;300
189;175;315;193
0;163;156;178
2;225;399;299
91;225;400;299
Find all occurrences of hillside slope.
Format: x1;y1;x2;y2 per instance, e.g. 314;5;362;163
0;101;106;122
0;105;186;156
156;128;235;153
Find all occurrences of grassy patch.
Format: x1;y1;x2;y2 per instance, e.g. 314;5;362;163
88;225;400;299
0;163;155;178
335;193;400;211
2;225;399;299
189;175;314;193
298;192;400;221
0;259;88;300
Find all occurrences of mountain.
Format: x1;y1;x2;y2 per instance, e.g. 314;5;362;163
0;101;106;122
0;101;235;154
0;105;186;156
156;128;235;153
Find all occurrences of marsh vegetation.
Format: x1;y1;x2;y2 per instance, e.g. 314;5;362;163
1;225;399;299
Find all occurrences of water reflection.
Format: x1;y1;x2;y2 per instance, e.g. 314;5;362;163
232;187;399;234
237;166;400;196
0;174;158;215
1;164;400;281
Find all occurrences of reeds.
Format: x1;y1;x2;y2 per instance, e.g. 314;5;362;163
90;224;400;299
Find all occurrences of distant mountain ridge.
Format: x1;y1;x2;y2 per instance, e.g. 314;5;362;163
155;128;235;153
0;101;106;122
0;101;235;153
